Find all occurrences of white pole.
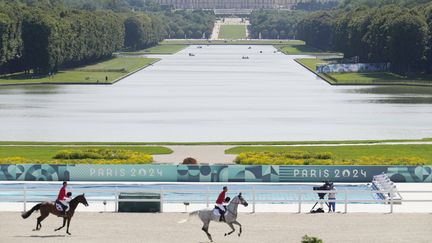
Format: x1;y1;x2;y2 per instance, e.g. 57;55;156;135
344;191;347;214
23;184;27;212
390;190;394;214
160;187;164;213
252;186;256;213
115;187;119;212
298;193;302;213
206;186;209;208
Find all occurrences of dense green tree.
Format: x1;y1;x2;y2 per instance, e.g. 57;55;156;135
161;10;215;39
297;11;335;50
249;10;306;39
386;11;427;74
0;4;23;74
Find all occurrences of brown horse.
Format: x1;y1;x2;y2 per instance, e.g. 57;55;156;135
21;194;89;235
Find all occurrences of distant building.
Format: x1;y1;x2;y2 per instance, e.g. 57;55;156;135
155;0;338;9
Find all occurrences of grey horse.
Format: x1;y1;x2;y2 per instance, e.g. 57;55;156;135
178;193;248;242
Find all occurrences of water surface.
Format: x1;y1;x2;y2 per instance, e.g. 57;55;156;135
0;45;431;141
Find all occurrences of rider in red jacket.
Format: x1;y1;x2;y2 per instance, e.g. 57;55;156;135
56;181;68;216
215;186;228;222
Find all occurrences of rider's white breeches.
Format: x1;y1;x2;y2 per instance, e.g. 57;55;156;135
216;204;225;211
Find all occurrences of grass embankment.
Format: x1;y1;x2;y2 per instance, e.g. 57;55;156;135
218;25;247;39
276;45;341;55
295;58;432;86
161;39;304;45
0;146;172;164
0;57;158;86
119;44;187;55
226;145;432;166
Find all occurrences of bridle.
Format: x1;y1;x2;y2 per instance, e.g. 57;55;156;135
226;197;246;217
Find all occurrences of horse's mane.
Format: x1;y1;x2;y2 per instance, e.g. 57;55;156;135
70;194;84;204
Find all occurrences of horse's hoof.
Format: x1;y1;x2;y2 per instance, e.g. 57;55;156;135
67;232;71;235
224;233;227;236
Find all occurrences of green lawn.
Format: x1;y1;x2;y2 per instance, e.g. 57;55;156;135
295;58;432;86
161;39;304;45
218;25;247;39
276;44;342;55
0;146;172;160
0;57;158;85
226;145;432;164
119;44;187;55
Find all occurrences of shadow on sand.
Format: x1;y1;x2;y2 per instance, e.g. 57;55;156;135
14;234;67;238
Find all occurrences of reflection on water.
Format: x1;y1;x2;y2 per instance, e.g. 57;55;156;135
0;45;431;141
345;86;432;104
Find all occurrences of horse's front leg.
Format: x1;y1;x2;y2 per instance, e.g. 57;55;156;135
66;217;72;235
55;217;66;231
224;223;235;236
232;221;242;237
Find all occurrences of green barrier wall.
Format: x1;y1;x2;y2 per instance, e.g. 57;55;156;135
0;164;431;182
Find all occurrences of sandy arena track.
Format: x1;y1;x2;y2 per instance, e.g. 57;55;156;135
0;212;431;243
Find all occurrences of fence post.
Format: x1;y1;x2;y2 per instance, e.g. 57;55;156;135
114;188;119;212
344;191;347;214
160;187;164;213
23;184;27;212
298;193;302;213
206;186;209;208
390;189;394;214
252;186;256;213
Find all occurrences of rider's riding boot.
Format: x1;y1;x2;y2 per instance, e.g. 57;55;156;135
219;214;225;222
61;209;67;217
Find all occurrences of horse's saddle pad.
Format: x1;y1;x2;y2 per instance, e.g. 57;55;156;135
55;202;69;212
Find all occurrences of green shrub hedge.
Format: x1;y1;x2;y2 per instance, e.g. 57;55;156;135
234;151;428;166
0;149;153;164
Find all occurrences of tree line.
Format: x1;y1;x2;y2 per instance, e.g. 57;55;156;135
249;11;306;39
297;3;432;75
250;1;432;75
0;1;215;75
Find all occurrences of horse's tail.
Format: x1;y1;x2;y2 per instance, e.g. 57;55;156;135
177;210;199;224
21;203;41;219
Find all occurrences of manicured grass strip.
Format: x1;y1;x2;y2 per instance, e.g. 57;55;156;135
0;57;158;85
295;58;432;86
161;39;304;45
119;44;188;55
226;145;432;162
0;138;431;146
0;146;172;160
276;45;341;55
218;25;247;39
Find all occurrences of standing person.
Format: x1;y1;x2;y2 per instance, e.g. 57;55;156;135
56;181;68;216
328;184;336;213
215;186;228;222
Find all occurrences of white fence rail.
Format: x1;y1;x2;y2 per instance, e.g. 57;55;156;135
1;186;431;213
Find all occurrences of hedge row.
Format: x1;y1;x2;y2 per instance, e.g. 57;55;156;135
234;151;428;166
0;149;153;164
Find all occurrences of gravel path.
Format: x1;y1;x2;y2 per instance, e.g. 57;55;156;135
152;145;235;164
2;212;431;243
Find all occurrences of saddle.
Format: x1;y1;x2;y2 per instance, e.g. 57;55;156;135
212;206;227;216
55;201;70;213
